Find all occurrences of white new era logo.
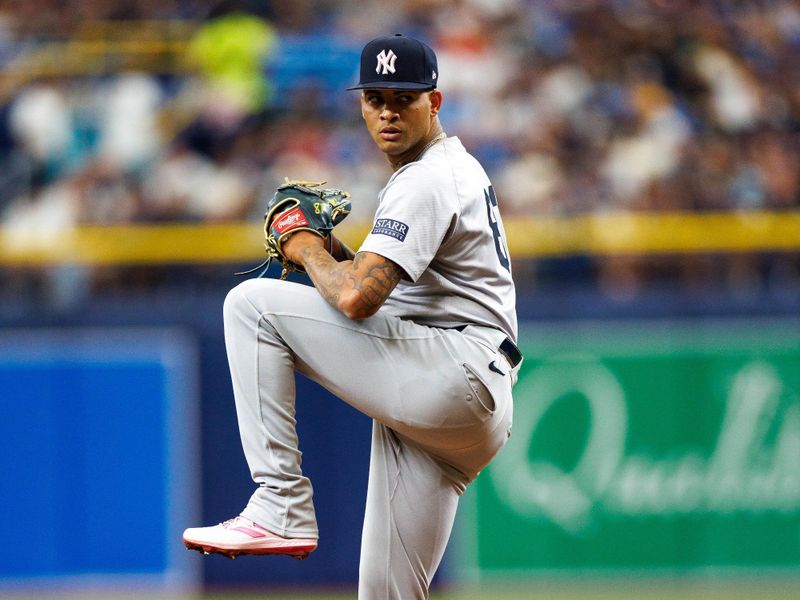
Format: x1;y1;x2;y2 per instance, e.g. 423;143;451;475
376;49;397;75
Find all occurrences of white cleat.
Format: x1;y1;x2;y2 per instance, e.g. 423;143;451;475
183;516;317;560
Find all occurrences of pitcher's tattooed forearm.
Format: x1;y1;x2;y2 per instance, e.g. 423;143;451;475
350;252;404;312
299;245;404;319
299;244;346;306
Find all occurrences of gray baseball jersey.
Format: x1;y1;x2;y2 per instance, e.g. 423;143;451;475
360;136;518;342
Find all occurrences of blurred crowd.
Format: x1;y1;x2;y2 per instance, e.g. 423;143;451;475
0;0;799;303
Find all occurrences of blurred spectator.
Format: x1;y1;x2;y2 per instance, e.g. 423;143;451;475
8;80;75;186
142;141;254;221
184;6;277;117
97;73;164;171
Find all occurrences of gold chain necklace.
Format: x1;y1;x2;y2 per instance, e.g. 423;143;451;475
405;132;447;166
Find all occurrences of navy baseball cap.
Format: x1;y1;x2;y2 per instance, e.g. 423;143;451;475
347;33;438;91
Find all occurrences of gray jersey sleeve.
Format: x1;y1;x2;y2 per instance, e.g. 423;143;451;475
358;164;457;282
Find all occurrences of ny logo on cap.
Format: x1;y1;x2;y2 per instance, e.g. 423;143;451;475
375;49;397;75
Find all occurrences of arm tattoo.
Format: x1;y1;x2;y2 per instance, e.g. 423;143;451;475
350;253;404;314
298;244;403;317
299;244;347;308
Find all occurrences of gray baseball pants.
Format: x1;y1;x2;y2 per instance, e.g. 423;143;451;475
223;278;515;600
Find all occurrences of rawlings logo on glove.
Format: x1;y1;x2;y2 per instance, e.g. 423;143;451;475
239;179;351;279
272;207;310;234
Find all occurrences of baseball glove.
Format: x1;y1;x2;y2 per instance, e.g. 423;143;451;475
239;179;351;279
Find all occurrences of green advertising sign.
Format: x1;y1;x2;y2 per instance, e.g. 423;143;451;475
462;319;800;576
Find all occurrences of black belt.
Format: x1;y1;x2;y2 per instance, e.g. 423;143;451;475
450;324;523;368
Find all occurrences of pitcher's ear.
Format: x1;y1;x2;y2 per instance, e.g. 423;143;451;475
430;89;443;115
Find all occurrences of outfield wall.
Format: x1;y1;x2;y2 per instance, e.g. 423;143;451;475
0;273;798;594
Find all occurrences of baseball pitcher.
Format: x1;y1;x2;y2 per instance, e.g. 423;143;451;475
183;34;521;600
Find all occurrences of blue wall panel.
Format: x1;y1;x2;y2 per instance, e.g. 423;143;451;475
0;330;200;592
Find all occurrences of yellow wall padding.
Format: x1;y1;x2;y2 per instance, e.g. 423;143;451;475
1;212;798;266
